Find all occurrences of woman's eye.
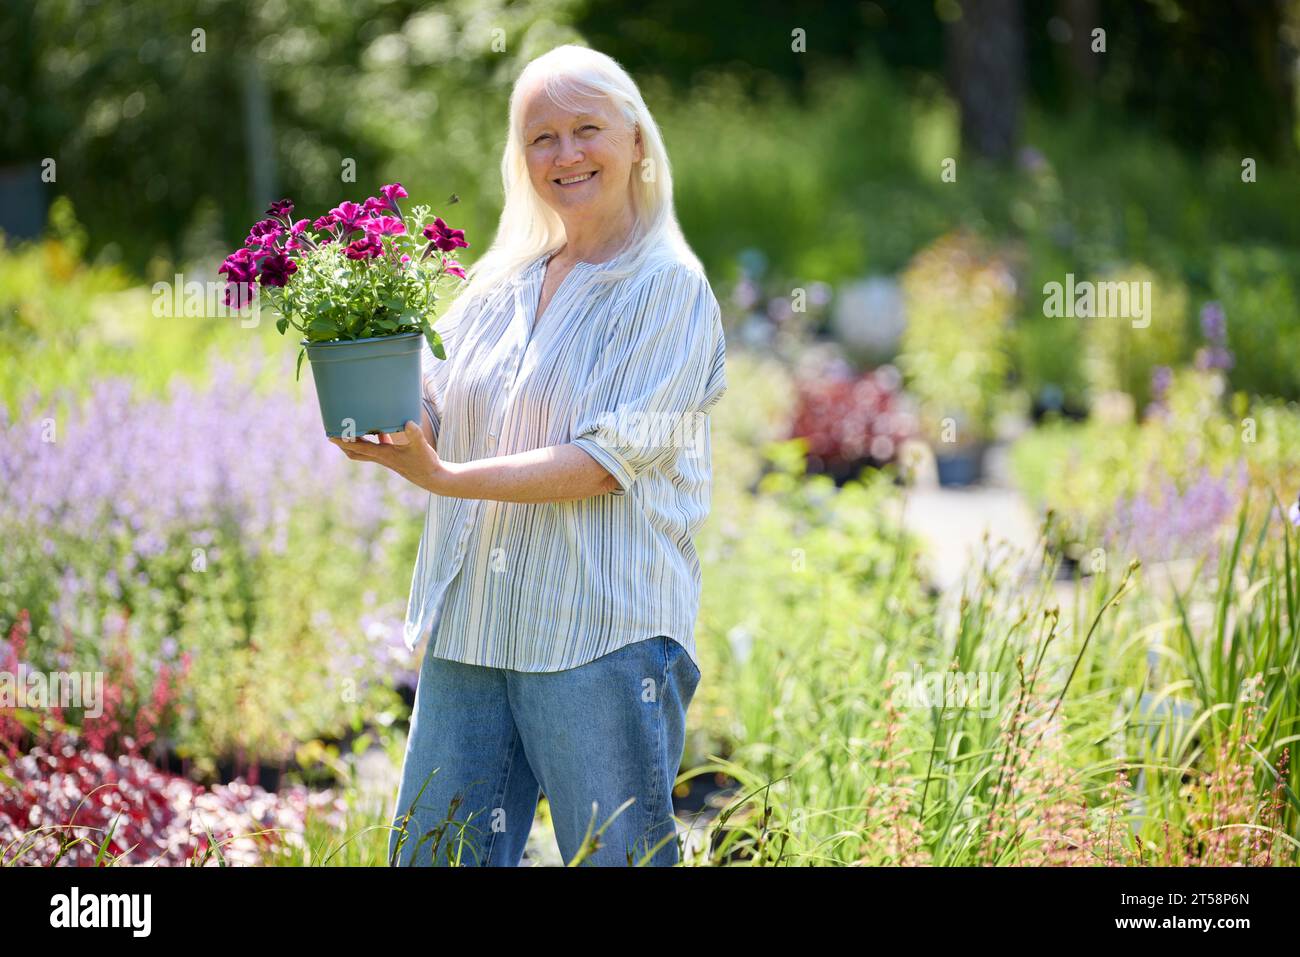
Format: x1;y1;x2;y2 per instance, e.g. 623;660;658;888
531;133;553;144
578;125;599;134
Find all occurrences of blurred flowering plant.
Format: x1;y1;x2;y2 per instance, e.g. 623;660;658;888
788;360;916;480
0;730;346;866
897;232;1015;447
219;184;470;379
1194;300;1234;373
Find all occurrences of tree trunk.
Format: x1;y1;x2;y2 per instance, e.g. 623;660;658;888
947;0;1025;163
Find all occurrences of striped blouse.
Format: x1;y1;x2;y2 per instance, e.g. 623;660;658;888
401;242;729;672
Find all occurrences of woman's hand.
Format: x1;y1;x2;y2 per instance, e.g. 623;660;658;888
329;420;444;494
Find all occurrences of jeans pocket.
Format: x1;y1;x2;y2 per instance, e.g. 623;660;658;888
663;636;701;701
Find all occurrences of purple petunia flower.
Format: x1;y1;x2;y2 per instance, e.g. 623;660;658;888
223;279;256;309
343;236;383;260
266;199;294;219
245;219;284;249
258;251;298;287
362;196;389;216
313;213;337;232
443;257;466;279
422;217;469;252
219;247;258;282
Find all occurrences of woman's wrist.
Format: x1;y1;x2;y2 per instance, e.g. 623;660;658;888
425;458;457;496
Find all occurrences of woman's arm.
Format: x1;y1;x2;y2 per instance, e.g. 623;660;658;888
329;422;619;503
436;444;620;502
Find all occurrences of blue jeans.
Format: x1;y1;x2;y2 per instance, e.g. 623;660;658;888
387;635;701;866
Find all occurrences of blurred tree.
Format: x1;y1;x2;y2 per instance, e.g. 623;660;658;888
0;0;581;271
946;0;1025;163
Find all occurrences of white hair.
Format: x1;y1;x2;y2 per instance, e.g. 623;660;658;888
452;44;701;311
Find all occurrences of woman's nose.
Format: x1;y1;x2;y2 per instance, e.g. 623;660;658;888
554;135;584;166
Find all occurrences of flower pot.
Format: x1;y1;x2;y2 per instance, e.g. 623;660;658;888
934;443;986;486
302;330;423;437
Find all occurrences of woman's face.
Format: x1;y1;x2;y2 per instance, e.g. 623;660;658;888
520;86;642;228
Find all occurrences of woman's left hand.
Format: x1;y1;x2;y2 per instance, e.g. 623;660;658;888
329;420;444;494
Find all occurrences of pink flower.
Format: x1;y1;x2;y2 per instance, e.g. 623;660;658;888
443;257;466;279
380;183;408;211
363;215;406;237
362;196;389;215
265;199;294;219
285;219;313;252
330;202;365;233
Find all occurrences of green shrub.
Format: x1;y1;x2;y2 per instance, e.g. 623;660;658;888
1211;244;1300;401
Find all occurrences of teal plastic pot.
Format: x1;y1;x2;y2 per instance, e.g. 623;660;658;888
302;331;423;437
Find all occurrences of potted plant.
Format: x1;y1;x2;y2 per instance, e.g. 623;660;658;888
219;183;470;437
896;232;1015;486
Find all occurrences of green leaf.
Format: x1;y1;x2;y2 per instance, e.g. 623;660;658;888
275;316;288;335
307;318;337;339
422;324;445;360
295;347;306;382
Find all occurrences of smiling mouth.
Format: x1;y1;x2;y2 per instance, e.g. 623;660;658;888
554;171;597;186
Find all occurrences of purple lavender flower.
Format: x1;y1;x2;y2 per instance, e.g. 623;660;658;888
2;339;425;557
1150;365;1173;402
1199;301;1226;343
1194;345;1235;372
1289;496;1300;529
1105;462;1247;564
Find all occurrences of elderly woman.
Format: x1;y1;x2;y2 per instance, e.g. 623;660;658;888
330;45;728;866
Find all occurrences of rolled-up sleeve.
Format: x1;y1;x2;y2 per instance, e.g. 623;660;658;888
571;263;728;496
